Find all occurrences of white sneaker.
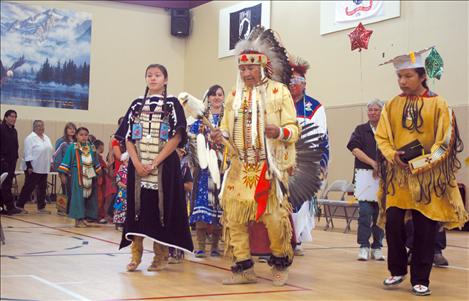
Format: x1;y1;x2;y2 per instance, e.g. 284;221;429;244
371;248;385;261
357;247;370;261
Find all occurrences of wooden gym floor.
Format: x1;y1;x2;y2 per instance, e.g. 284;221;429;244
1;204;468;301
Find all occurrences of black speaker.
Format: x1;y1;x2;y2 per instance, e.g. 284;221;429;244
171;9;190;37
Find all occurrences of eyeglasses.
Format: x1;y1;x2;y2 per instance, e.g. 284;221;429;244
289;76;306;85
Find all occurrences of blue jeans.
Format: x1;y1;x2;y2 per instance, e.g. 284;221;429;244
357;201;384;249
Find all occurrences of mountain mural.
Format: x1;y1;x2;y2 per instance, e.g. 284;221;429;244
1;2;92;110
1;2;92;72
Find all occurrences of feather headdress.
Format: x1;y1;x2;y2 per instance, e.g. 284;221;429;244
234;25;292;86
289;56;310;78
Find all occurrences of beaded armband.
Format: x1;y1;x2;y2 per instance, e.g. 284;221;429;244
277;127;292;142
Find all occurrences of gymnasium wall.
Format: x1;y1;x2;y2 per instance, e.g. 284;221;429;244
185;1;468;107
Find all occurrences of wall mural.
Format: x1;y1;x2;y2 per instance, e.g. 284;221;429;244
0;2;92;110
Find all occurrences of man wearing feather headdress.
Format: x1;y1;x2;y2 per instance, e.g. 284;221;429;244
211;26;299;286
376;48;468;296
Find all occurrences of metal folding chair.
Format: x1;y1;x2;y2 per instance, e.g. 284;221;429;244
318;180;358;233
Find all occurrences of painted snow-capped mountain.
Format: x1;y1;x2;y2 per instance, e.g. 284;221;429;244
1;2;92;71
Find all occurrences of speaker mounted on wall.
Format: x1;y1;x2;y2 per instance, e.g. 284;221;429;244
171;8;190;37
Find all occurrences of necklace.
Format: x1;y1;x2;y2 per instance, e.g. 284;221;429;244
79;143;90;156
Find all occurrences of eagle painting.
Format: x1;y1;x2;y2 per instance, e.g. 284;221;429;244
0;55;25;85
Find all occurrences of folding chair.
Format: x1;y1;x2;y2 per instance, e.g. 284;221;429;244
318;180;358;233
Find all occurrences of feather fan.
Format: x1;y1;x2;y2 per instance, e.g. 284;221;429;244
288;123;325;208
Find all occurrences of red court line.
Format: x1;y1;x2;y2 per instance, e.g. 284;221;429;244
4;216;312;294
102;288;308;301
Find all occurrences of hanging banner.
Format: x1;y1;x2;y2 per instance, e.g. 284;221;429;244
320;1;400;35
335;0;384;23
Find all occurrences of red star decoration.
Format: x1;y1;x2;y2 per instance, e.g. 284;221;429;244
347;22;373;52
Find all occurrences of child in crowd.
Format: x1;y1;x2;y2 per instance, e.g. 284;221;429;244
59;127;101;228
113;152;128;227
94;139;112;224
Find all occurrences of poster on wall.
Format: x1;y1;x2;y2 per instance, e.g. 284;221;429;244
218;1;270;58
0;2;92;110
320;1;400;35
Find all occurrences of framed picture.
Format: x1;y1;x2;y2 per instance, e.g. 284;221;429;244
218;1;271;58
320;1;400;35
0;2;92;110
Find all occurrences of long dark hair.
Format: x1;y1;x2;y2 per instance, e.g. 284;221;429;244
415;67;429;90
207;84;224;97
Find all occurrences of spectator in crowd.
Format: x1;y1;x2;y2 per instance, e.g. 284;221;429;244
109;117;126;178
0;110;21;215
113;151;129;227
94;139;110;224
16;120;54;214
347;99;385;261
88;134;97;144
52;122;77;215
106;117;126;221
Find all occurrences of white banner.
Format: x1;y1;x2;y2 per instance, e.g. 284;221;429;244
335;0;383;23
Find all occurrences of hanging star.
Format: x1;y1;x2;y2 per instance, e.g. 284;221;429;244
347;22;373;52
425;47;444;80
